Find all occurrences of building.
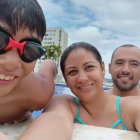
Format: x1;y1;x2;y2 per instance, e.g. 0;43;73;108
42;27;68;52
34;27;68;83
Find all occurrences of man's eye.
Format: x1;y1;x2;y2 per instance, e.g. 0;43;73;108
131;63;140;67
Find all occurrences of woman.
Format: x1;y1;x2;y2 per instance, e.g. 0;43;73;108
19;42;140;140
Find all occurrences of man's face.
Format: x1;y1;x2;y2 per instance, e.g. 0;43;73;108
109;47;140;91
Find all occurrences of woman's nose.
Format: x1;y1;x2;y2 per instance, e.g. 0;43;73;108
77;70;88;82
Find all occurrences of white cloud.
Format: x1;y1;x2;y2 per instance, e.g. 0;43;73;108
38;0;140;78
71;0;140;35
67;26;105;45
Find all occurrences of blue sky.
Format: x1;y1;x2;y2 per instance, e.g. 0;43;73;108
38;0;140;78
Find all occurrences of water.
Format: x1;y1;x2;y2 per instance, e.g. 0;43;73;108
54;84;73;96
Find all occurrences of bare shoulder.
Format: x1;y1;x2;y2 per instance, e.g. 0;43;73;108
119;96;140;130
121;96;140;118
43;95;74;117
44;95;74;111
17;72;54;110
121;96;140;106
19;71;54;93
14;60;56;110
122;96;140;131
20;59;56;89
38;59;57;78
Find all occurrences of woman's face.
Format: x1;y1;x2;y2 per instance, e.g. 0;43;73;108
64;48;105;100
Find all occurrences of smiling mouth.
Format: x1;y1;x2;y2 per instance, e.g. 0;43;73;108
0;74;16;81
117;75;133;79
78;83;94;90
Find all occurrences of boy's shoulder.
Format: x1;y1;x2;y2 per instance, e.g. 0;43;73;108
14;72;54;110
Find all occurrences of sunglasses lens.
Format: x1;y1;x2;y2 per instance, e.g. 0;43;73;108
22;42;45;62
0;32;9;53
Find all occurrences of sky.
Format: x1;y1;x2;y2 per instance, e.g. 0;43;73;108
38;0;140;78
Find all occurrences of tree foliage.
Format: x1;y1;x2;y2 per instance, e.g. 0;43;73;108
43;45;61;61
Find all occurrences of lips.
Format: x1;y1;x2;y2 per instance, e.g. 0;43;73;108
78;83;94;90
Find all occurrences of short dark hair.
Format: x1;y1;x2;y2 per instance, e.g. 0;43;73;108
111;44;139;63
60;42;103;75
0;0;46;39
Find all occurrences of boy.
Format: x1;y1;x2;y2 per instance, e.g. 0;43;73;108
0;0;56;123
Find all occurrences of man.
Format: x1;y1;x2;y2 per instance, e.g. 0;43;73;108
0;0;56;123
107;44;140;96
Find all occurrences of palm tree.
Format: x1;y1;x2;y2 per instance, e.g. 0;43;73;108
43;45;61;61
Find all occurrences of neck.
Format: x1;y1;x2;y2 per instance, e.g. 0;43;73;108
111;86;140;97
80;93;110;117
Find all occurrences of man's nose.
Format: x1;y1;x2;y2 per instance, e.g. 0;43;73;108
121;64;130;74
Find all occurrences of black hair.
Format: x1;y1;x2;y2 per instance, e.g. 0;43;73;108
111;44;139;63
0;0;46;39
60;42;103;75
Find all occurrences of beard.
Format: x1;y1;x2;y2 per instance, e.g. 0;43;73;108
112;78;138;91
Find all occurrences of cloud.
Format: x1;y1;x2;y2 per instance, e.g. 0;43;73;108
71;0;140;35
38;0;140;78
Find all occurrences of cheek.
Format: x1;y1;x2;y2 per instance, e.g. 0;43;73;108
96;69;105;77
65;76;75;87
98;74;104;82
24;62;36;74
110;69;118;75
94;71;104;83
134;72;140;79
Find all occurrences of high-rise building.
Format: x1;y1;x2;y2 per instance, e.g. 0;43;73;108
42;27;68;52
35;27;68;83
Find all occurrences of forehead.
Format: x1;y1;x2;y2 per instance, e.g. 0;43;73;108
112;47;140;61
65;48;97;65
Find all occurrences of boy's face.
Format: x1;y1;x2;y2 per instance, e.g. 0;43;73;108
0;23;41;95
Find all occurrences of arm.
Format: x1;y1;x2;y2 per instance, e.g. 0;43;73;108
38;59;57;78
19;59;57;109
18;95;74;140
34;59;57;105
